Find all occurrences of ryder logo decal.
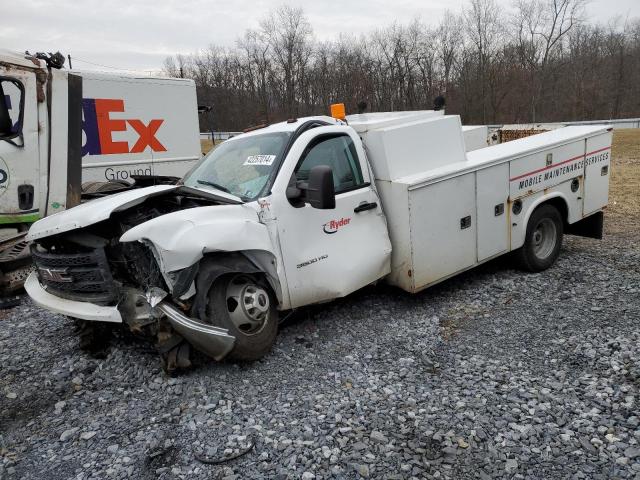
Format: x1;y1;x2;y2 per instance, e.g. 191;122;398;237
322;217;351;234
82;99;167;156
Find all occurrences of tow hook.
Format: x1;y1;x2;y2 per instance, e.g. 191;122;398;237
146;288;236;361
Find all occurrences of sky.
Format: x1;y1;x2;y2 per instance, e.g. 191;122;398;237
3;0;639;74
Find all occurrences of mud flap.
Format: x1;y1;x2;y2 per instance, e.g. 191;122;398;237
566;211;604;240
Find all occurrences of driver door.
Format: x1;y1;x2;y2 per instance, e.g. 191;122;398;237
0;70;41;222
273;128;391;308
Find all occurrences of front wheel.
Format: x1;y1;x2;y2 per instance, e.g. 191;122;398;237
516;204;563;272
206;273;278;361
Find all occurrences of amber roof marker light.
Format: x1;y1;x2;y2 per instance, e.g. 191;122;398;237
330;103;346;121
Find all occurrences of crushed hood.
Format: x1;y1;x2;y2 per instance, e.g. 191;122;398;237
26;185;179;241
119;203;275;272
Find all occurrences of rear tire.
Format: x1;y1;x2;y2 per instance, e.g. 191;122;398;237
516;204;563;272
206;274;278;361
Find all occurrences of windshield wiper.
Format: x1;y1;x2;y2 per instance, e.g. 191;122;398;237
196;179;231;193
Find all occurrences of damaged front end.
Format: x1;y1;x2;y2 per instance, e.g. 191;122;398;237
146;288;235;361
25;187;245;369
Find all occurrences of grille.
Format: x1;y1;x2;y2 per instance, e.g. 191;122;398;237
31;244;118;304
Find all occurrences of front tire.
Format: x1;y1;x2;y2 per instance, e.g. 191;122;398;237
516;204;563;272
206;274;278;361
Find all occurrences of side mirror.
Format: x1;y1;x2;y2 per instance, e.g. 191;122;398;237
307;165;335;209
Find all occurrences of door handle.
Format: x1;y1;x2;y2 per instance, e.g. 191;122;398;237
354;201;377;213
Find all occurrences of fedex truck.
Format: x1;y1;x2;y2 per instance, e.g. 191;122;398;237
0;50;201;292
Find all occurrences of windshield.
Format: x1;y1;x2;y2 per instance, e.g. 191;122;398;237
184;132;291;201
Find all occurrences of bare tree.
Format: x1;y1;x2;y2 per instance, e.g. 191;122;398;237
260;5;313;117
464;0;504;123
513;0;587;120
161;3;640;130
239;29;272;122
436;11;463;96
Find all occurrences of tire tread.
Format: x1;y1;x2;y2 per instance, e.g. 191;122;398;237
207;274;278;361
516;204;563;272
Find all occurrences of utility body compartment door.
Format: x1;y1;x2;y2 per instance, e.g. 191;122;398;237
508;140;585;201
476;164;509;261
408;173;476;289
583;132;612;216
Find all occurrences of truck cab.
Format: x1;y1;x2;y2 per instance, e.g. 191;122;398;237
0;55;43;224
224;119;392;308
24;107;612;369
0;50;200;293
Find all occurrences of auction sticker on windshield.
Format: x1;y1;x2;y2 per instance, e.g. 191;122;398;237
244;155;276;166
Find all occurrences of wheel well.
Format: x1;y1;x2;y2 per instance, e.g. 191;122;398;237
191;253;279;321
536;197;569;229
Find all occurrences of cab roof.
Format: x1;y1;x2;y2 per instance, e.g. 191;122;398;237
237;116;340;140
0;50;45;69
233;110;445;140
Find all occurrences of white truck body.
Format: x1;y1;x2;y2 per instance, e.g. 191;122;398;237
78;71;200;183
462;125;489;151
362;117;610;291
0;50;200;291
24;108;612;364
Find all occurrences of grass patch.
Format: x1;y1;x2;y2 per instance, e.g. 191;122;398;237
200;139;215;154
608;129;640;234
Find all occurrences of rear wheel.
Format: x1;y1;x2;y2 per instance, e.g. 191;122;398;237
516;204;563;272
206;274;278;361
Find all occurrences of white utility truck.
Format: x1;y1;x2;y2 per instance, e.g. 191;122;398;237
0;50;200;292
24;105;612;369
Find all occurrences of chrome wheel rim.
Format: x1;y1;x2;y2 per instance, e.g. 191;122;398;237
225;275;270;335
532;218;557;260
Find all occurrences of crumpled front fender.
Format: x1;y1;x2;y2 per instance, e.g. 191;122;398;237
119;204;276;273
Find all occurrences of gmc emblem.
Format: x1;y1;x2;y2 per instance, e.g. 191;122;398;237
39;267;73;283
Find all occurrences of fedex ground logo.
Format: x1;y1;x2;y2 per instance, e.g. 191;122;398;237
82;99;166;156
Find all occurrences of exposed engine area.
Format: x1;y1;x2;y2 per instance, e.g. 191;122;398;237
29;187;242;372
31;188;225;306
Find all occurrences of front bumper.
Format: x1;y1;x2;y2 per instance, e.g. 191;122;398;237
25;272;236;361
25;272;122;323
156;300;235;361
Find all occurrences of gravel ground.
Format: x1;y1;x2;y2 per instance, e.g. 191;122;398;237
1;230;639;480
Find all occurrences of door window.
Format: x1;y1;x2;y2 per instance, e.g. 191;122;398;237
296;135;365;193
0;77;24;140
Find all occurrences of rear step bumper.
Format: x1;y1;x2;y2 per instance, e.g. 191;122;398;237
24;272;122;323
